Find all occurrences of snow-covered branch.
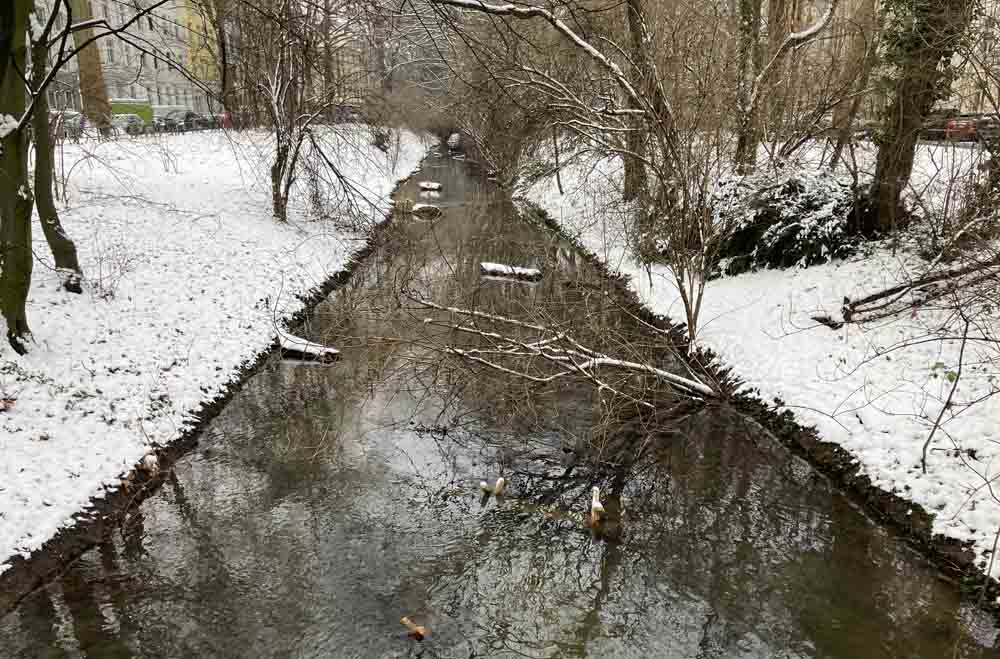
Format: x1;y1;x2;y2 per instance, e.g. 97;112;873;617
414;297;716;398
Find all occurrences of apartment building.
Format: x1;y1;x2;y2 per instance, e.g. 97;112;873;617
41;0;220;117
103;0;219;113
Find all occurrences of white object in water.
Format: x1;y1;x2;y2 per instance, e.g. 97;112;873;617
278;330;339;361
447;133;460;148
418;181;442;191
480;477;506;496
590;486;606;525
141;453;159;476
480;262;542;281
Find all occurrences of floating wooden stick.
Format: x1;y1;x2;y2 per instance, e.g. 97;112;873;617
401;616;428;641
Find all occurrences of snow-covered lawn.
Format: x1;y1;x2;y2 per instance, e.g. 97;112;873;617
0;128;428;574
523;148;1000;577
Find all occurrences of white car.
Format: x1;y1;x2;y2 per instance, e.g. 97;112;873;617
111;113;145;135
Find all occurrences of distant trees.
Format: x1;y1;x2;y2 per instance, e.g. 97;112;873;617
424;0;846;339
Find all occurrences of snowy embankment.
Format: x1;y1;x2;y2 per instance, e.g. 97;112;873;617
0;128;427;574
522;146;1000;578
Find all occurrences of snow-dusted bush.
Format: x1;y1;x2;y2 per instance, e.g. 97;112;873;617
713;168;861;275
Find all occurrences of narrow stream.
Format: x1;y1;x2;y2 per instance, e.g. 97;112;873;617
3;150;999;658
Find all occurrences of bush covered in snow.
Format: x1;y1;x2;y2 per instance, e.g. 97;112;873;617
713;168;862;275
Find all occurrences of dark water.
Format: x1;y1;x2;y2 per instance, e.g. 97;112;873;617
3;151;999;658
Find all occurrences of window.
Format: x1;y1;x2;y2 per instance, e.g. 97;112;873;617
140;52;146;67
103;3;109;19
148;17;153;31
105;40;115;64
153;55;158;70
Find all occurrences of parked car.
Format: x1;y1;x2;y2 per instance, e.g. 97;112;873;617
975;114;1000;143
945;114;979;141
153;110;186;132
920;109;960;141
191;114;214;129
180;111;205;131
49;110;84;140
111;113;145;135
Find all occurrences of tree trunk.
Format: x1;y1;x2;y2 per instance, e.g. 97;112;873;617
622;0;648;201
69;0;111;132
861;1;975;235
271;135;290;222
829;0;878;170
763;0;789;140
734;0;763;173
1;0;34;353
31;32;83;293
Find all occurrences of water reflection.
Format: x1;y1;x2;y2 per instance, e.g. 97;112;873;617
2;153;999;658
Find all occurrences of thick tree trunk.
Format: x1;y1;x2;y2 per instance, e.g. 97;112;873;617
734;0;763;173
1;0;34;353
622;0;648;201
69;0;111;132
271;142;289;223
861;1;975;235
31;35;83;293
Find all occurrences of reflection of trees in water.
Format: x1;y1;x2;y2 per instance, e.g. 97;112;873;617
5;160;998;659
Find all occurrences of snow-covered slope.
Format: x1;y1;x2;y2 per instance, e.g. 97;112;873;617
523;150;1000;578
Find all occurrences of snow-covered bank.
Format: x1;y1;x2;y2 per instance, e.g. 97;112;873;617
523;151;1000;578
0;128;428;573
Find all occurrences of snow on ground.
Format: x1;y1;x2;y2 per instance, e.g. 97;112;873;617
0;127;428;574
523;146;1000;577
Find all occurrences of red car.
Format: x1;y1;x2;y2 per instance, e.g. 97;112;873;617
946;115;980;141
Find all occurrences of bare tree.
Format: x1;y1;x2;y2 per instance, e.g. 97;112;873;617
31;1;83;293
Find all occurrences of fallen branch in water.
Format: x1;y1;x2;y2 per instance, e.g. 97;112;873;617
412;296;716;399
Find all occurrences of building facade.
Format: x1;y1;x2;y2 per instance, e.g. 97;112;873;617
41;0;221;116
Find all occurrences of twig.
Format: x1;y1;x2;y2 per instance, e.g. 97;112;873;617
921;318;971;474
